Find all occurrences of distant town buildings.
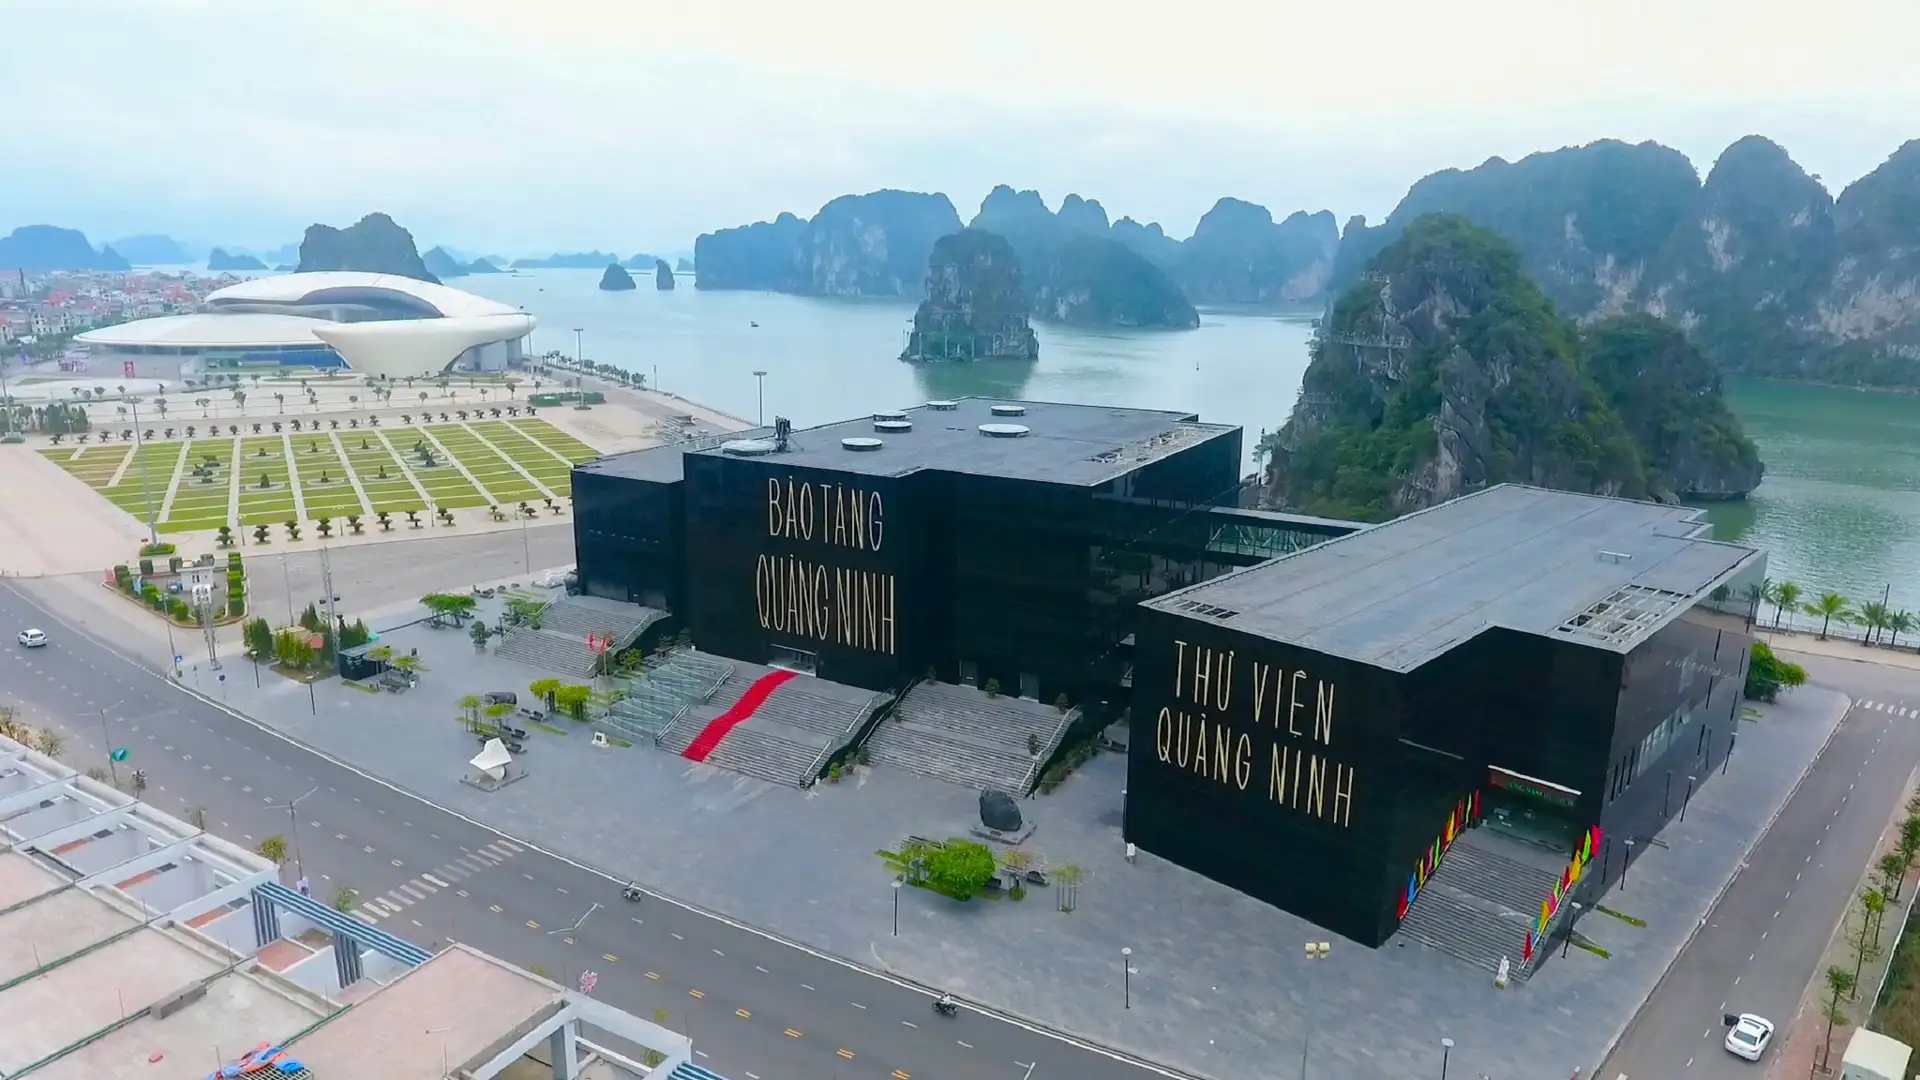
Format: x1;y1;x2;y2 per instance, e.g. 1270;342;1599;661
0;268;235;350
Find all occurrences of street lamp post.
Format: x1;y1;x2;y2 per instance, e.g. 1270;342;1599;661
1301;941;1330;1079
1681;774;1697;822
1622;838;1636;886
126;396;158;544
1121;947;1132;1009
892;879;902;936
1440;1037;1454;1080
1561;901;1584;958
572;328;584;369
99;699;124;788
281;785;318;879
752;370;768;426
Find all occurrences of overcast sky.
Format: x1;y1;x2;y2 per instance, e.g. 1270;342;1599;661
5;0;1915;256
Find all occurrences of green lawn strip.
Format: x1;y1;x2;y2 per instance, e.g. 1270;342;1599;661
435;430;543;503
341;437;418;515
289;436;363;518
411;463;486;509
235;436;296;525
58;447;132;488
37;447;80;465
102;443;179;515
510;418;598;461
164;438;236;527
474;422;574;489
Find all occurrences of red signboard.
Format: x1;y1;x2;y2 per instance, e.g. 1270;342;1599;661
123;360;136;379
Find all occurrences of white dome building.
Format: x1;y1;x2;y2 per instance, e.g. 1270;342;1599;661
77;272;536;384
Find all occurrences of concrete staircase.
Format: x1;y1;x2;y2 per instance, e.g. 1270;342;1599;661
494;596;667;677
706;725;828;786
863;682;1074;793
658;666;886;787
1393;829;1559;977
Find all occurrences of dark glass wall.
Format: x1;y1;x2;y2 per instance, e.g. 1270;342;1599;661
573;469;684;610
684;454;922;691
1594;572;1759;888
1125;606;1405;946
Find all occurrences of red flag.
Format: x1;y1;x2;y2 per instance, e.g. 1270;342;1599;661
1523;932;1534;961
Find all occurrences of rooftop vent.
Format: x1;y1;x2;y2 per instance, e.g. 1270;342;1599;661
873;411;908;422
874;420;913;434
720;439;778;457
841;437;884;452
979;423;1030;439
926;400;959;411
990;404;1027;417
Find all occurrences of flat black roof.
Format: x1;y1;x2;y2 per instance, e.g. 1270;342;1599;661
580;398;1239;488
1146;484;1762;671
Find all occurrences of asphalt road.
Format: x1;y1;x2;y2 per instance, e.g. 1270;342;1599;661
0;582;1172;1080
1600;656;1920;1080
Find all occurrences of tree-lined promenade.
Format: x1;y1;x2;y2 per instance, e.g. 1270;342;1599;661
1752;579;1919;649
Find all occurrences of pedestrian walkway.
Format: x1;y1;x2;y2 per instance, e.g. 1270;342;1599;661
1860;699;1918;717
354;837;526;924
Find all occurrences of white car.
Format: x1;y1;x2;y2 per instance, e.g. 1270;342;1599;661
1725;1013;1774;1061
16;629;48;648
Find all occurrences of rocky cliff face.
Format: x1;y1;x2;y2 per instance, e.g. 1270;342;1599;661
693;193;960;296
598;263;637;291
901;229;1038;361
0;225;129;272
207;248;267;272
654;258;675;291
422;246;469;279
1333;136;1920;387
693;213;805;291
1180;200;1340;304
1583;314;1763;498
970;186;1199;329
296;213;437;283
797;191;962;296
1268;214;1760;519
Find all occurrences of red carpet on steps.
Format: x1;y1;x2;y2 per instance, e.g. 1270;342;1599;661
683;670;799;762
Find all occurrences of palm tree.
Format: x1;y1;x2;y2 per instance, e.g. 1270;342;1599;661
1805;592;1850;640
1773;581;1802;630
1858;601;1893;645
1890;611;1916;649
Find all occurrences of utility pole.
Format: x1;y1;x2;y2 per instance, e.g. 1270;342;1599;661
752;370;768;426
572;328;584;369
126;395;158;544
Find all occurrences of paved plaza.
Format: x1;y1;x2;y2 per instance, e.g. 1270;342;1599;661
125;585;1850;1080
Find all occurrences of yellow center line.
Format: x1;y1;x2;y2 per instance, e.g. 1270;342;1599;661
645;972;661;980
783;1029;802;1039
689;989;706;999
893;1071;911;1080
602;953;618;962
837;1049;855;1060
525;920;540;929
735;1008;751;1019
489;904;502;913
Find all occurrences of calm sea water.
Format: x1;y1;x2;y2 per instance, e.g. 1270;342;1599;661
464;269;1920;615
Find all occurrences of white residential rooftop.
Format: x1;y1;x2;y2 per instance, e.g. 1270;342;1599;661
0;735;701;1080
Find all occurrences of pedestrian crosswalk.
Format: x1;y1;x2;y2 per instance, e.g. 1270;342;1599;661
354;838;525;923
1859;700;1912;717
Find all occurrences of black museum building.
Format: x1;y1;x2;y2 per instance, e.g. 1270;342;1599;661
1125;485;1765;948
570;398;1288;704
571;400;1764;953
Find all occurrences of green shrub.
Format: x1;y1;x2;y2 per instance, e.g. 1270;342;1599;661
139;542;176;557
1746;641;1808;702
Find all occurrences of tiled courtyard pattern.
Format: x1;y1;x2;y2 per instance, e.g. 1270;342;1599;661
37;418;597;533
179;596;1850;1080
